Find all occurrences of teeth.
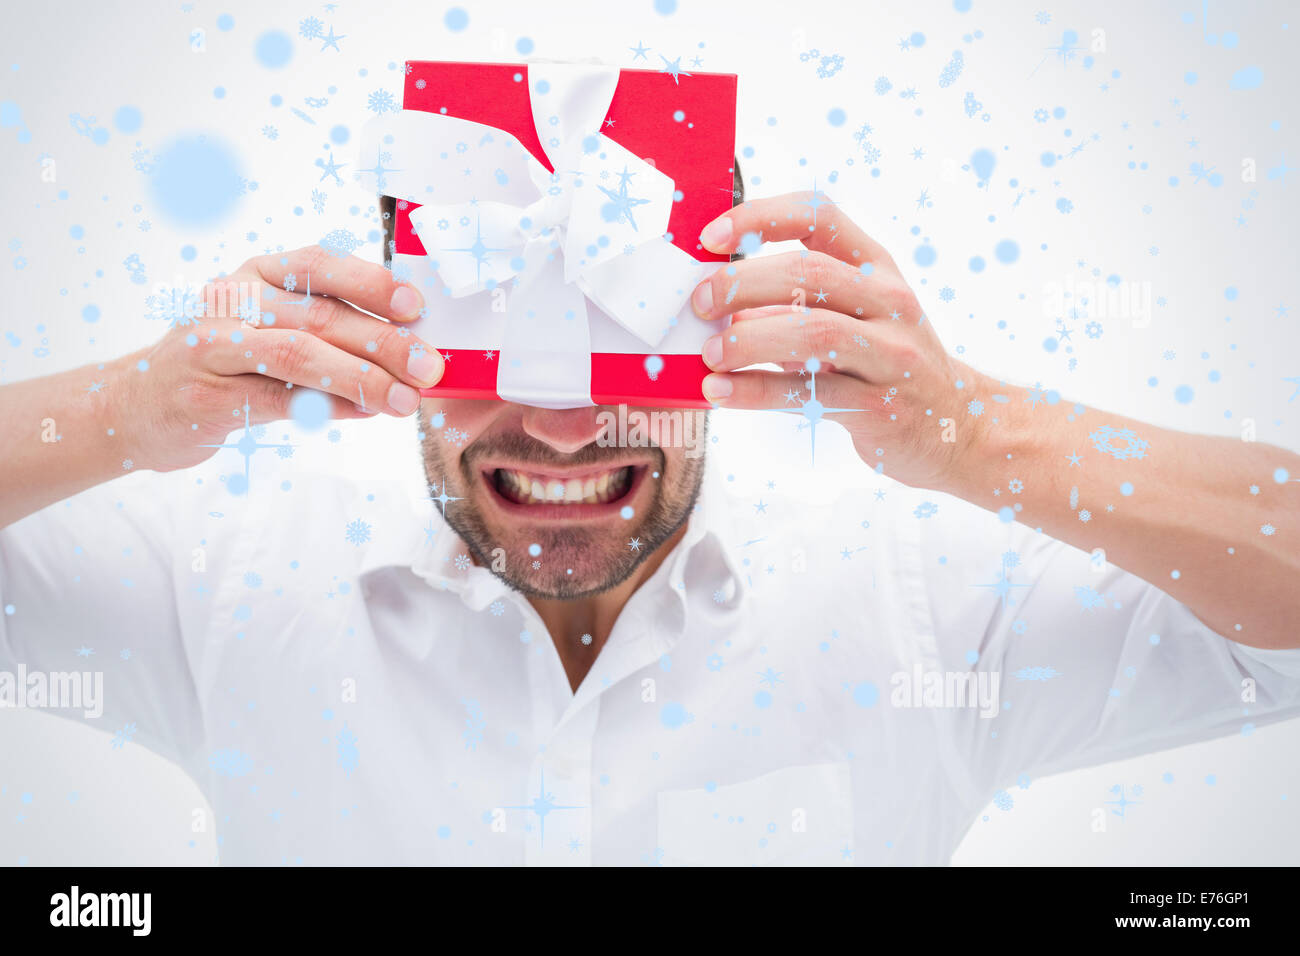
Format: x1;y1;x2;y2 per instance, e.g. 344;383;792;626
496;466;631;506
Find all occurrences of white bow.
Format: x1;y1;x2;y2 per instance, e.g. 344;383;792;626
359;63;708;408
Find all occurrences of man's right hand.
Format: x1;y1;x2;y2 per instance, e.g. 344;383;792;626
119;245;444;472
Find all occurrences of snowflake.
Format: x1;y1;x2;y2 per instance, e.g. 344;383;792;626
244;571;263;588
1033;108;1049;123
706;653;725;671
1035;10;1052;25
489;600;505;616
444;428;468;447
1002;550;1021;568
938;286;955;303
461;699;485;750
1089;425;1149;461
327;428;341;443
993;790;1014;811
1084;320;1103;339
415;78;427;90
209;749;253;777
261;125;279;140
131;147;155;173
123;253;147;285
963;92;982;118
319;228;363;257
367;88;398;114
711;588;726;604
816;53;844;79
283;273;297;292
122;459;134;471
874;76;893;95
1074;585;1107;611
967;399;985;417
938;50;964;87
146;285;206;328
310;189;327;214
1078;509;1092;522
1015;665;1061;681
299;16;324;39
344;519;372;546
1011;619;1029;634
111;723;137;749
1008;478;1024;494
454;554;471;571
913;501;939;519
275;444;294;459
1261;523;1276;536
862;143;882;164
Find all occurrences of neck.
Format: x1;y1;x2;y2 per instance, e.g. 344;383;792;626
529;523;688;692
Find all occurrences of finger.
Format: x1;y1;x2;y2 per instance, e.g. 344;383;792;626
259;284;444;388
698;190;898;271
700;367;880;413
730;305;799;323
247;246;425;322
223;375;385;425
702;310;912;380
205;327;426;417
691;250;917;323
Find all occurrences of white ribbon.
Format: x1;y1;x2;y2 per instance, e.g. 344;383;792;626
359;63;711;408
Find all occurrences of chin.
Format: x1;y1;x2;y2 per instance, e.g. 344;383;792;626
477;522;648;599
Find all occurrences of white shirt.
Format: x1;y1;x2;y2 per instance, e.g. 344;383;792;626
2;461;1298;865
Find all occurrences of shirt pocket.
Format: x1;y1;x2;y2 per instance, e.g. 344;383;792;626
656;762;853;866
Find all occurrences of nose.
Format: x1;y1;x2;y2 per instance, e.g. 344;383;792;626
519;406;606;455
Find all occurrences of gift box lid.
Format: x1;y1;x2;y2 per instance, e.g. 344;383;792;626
393;60;737;265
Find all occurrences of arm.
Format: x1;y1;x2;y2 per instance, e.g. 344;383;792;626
942;369;1300;648
688;191;1300;648
0;246;445;529
0;359;134;528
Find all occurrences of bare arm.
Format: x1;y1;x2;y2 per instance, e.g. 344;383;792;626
941;365;1300;648
690;191;1300;650
0;246;444;529
0;354;140;528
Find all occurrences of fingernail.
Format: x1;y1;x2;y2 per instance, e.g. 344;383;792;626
390;285;423;320
407;347;443;385
700;216;734;252
701;373;732;402
387;381;420;415
692;281;714;317
702;334;724;368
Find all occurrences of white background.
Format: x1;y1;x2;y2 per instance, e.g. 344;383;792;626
1;0;1297;864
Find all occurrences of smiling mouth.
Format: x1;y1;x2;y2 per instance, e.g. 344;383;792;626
489;465;640;507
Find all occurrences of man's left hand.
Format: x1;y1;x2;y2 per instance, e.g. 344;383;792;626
691;190;974;490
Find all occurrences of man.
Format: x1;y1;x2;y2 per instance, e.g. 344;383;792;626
1;192;1297;865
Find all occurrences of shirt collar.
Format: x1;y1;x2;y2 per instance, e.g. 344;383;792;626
359;456;749;619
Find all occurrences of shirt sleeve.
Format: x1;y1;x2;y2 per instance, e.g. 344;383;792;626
0;471;203;766
909;492;1300;801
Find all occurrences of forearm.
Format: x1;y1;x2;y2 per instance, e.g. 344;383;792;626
0;353;140;528
940;364;1300;648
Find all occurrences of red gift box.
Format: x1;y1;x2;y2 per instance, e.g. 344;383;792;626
379;60;738;408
